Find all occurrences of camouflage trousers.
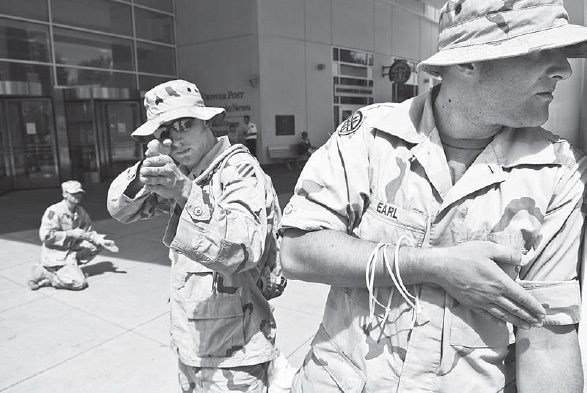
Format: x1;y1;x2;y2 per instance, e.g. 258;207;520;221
178;359;269;393
31;241;102;290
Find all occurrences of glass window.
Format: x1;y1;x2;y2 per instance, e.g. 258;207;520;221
0;18;50;63
0;61;53;90
51;0;132;37
340;96;370;105
392;84;418;103
137;42;175;75
53;27;134;71
56;67;136;89
135;0;173;13
339;77;369;87
339;49;367;65
0;0;48;22
340;64;367;78
139;74;173;91
135;8;174;44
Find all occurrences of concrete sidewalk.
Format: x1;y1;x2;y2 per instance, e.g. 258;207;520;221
0;165;329;392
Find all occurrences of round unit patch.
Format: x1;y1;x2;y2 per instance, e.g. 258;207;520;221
338;111;364;135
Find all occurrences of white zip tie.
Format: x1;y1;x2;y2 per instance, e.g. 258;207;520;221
366;239;418;329
393;235;417;308
365;243;394;327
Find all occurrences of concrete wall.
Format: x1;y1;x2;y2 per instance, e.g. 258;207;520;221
256;0;438;162
175;0;260;138
175;0;438;163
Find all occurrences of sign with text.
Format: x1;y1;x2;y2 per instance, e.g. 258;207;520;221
202;90;252;134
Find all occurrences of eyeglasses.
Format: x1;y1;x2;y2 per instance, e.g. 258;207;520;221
153;117;195;141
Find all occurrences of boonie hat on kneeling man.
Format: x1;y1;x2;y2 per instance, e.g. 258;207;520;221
61;180;85;194
131;79;226;139
418;0;587;76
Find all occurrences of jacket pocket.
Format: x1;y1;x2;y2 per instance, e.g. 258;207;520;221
184;296;245;358
309;325;366;393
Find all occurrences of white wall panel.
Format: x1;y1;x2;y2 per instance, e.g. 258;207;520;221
305;41;335;146
257;0;304;39
177;36;259;135
374;1;393;56
305;0;331;44
258;36;307;161
176;0;255;45
373;54;393;103
391;7;420;61
419;18;438;62
332;0;374;51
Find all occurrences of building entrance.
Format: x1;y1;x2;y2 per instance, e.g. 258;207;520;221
65;100;142;183
0;97;59;194
63;87;143;184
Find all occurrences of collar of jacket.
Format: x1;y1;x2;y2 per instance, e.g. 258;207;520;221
369;86;563;169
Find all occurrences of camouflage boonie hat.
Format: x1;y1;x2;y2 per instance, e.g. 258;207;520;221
418;0;587;76
132;79;225;138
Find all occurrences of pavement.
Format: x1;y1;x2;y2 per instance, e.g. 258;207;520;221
0;165;330;393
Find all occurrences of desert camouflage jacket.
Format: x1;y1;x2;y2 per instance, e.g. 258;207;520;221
281;87;585;392
39;200;99;267
108;137;280;368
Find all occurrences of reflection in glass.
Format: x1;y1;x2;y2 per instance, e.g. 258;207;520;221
51;0;132;37
137;42;175;75
135;0;173;13
135;7;174;44
65;102;98;182
53;27;134;71
56;67;135;89
105;103;142;169
340;64;368;78
0;61;53;90
0;0;48;21
139;74;173;92
340;49;368;65
7;100;58;182
0;18;50;62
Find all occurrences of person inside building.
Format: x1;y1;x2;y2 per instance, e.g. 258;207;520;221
279;0;587;391
298;131;317;158
228;123;246;146
107;79;288;392
29;180;118;291
243;115;258;157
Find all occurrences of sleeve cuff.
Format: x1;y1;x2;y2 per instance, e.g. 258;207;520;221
519;280;581;325
279;195;347;234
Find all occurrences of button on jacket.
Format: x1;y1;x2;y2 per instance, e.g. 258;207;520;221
108;137;280;368
280;88;585;392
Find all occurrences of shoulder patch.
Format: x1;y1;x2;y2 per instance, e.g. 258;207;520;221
235;162;256;178
47;210;55;220
337;110;364;136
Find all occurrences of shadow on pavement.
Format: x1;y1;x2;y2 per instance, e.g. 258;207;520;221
0;164;301;236
82;261;127;277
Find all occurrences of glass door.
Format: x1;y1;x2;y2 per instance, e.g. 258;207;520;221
99;101;142;178
5;99;59;189
0;101;13;194
65;101;99;183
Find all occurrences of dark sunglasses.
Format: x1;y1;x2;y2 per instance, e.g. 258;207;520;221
133;117;195;144
154;117;195;141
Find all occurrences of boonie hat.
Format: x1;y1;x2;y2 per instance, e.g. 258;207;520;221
418;0;587;76
61;180;85;194
132;79;226;138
